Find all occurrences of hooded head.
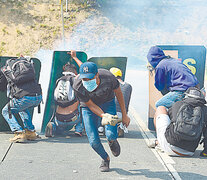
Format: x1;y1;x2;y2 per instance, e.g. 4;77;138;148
147;46;166;68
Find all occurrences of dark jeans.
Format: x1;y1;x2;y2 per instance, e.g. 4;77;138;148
82;99;118;160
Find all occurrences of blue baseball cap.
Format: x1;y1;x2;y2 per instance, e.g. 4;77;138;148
79;62;98;79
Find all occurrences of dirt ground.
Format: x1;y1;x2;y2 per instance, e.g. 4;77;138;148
0;0;97;56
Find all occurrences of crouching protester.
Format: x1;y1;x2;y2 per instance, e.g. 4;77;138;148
147;46;199;109
70;51;130;172
110;67;132;137
45;63;83;137
150;87;207;157
0;57;42;143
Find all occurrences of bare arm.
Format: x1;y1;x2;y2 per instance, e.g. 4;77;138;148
68;50;83;67
85;99;104;117
114;87;130;127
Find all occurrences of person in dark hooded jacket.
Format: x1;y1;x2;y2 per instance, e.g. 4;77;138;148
147;46;199;109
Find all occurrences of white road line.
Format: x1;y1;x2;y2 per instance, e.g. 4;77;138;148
129;106;182;180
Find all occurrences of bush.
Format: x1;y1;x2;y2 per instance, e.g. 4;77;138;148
71;0;98;6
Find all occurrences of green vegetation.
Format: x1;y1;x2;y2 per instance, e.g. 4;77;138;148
72;0;98;5
30;25;35;29
16;1;23;7
0;45;5;56
1;42;6;46
69;22;76;27
0;0;98;56
40;24;48;28
16;29;23;36
16;53;21;57
2;27;8;35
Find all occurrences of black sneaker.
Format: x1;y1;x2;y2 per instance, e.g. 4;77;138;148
99;159;110;172
108;139;120;157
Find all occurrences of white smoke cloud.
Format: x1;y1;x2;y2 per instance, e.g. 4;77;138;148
33;0;207;130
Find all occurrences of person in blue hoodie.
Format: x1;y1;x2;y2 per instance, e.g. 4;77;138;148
147;46;199;109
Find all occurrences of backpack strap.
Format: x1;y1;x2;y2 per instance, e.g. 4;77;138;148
203;114;207;150
69;75;74;86
200;106;207;151
38;104;41;114
7;81;14;119
7;102;12;119
200;125;207;152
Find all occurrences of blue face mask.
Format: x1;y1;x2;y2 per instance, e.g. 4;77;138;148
82;78;98;92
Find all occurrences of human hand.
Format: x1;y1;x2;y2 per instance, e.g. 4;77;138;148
122;114;130;128
67;50;77;59
101;113;122;126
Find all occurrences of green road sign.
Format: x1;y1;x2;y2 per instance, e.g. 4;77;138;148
0;57;41;132
41;51;87;133
88;57;127;81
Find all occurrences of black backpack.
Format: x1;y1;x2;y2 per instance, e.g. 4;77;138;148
54;75;77;108
1;57;41;118
174;102;204;141
1;57;36;86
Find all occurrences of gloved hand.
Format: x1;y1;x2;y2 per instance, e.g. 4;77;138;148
101;113;122;126
200;149;207;157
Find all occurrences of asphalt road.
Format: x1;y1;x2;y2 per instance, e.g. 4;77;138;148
0;110;207;180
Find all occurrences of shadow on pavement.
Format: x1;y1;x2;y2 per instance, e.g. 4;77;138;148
123;130;144;139
171;149;207;160
111;168;207;179
111;168;171;180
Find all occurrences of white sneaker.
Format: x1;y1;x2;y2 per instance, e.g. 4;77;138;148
147;139;157;148
155;144;165;153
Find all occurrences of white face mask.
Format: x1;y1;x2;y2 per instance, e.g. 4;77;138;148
82;78;98;92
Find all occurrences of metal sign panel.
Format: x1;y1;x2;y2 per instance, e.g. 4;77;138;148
41;51;87;132
88;57;127;81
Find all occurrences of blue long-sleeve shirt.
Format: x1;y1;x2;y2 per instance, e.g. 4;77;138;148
155;58;198;91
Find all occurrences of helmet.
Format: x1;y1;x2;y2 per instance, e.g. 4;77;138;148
185;87;205;99
110;67;122;77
